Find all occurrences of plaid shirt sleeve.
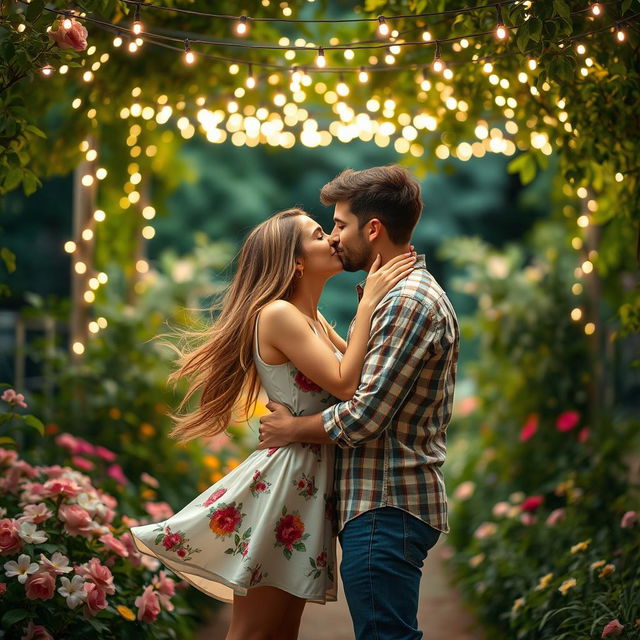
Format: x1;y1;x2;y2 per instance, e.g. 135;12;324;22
321;293;439;447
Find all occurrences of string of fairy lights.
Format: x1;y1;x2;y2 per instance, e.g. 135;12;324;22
14;0;633;351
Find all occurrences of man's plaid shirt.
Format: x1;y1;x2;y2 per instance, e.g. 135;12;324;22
322;255;459;534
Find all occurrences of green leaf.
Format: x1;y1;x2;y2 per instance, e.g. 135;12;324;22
26;0;45;21
22;172;41;197
516;21;530;53
0;436;17;446
621;0;632;13
24;124;47;139
4;168;23;192
529;17;543;41
1;248;16;273
508;153;537;185
553;0;570;19
21;414;45;435
2;609;30;629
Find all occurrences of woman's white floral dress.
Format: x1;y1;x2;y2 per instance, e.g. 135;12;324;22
130;315;339;604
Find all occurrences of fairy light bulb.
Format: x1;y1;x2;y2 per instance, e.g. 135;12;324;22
184;39;195;65
236;16;249;36
316;47;326;68
432;42;445;73
528;58;537;70
41;62;55;77
616;25;626;42
132;3;142;35
495;4;508;40
63;13;73;29
291;66;302;84
336;75;349;96
591;3;602;16
128;39;138;54
378;16;390;37
246;64;256;89
358;67;369;83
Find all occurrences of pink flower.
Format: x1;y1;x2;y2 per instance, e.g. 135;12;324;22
71;456;94;472
55;433;80;454
48;17;88;51
144;501;174;521
203;487;228;507
106;464;128;485
520;512;537;526
41;478;81;499
24;569;56;600
94;446;116;462
99;533;129;557
621;511;637;528
58;504;94;539
140;472;159;488
20;620;54;640
255;482;267;492
19;503;53;525
266;447;279;457
0;518;23;555
152;570;176;597
601;619;624;637
83;581;108;617
119;532;142;567
74;439;95;456
578;427;589;443
473;522;497;539
75;557;115;596
1;388;28;408
294;371;322;392
521;495;544;512
275;513;305;550
519;414;538;442
546;508;566;526
0;447;18;466
135;585;161;622
556;411;580;432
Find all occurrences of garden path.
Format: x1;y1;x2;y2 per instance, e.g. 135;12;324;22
195;539;485;640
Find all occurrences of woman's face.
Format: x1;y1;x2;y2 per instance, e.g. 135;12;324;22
297;215;343;279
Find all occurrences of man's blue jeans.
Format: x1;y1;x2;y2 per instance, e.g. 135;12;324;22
338;507;441;640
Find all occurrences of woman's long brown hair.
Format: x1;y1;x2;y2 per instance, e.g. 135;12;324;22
163;208;307;443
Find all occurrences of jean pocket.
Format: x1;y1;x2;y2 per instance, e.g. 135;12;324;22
402;511;441;569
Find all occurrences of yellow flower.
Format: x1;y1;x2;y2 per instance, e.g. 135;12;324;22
140;488;156;500
226;458;240;471
590;560;606;570
598;564;615;578
558;578;577;595
511;597;525;614
469;553;485;568
116;605;136;621
140;422;155;437
211;471;223;483
203;455;219;470
109;407;122;420
535;573;554;591
570;539;591;554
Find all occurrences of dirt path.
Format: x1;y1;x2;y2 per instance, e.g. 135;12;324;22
196;540;485;640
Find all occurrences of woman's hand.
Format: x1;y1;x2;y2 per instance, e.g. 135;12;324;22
360;251;417;311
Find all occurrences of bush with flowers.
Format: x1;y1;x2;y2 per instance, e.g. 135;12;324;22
0;444;201;639
441;222;640;639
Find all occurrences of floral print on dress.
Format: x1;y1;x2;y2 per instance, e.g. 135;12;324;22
292;473;318;500
225;526;252;559
208;501;245;539
274;506;310;560
245;562;269;587
292;370;323;393
306;549;335;582
152;524;201;562
249;470;271;497
203;487;227;507
300;442;322;462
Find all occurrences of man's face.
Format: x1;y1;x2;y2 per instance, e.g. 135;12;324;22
329;201;373;272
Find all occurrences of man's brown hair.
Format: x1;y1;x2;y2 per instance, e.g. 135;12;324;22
320;165;423;244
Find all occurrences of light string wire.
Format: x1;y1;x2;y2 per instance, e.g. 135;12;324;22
28;0;634;74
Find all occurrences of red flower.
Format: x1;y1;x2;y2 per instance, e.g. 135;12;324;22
297;480;306;490
294;371;322;393
521;495;544;512
316;551;327;567
209;504;242;536
519;414;538;442
162;531;182;550
266;447;279;457
578;427;589;443
275;513;305;549
203;488;227;507
556;411;580;432
255;482;267;492
176;548;186;558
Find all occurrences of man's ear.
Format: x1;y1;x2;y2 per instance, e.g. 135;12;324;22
367;218;383;242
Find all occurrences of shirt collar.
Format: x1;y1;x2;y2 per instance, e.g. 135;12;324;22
355;253;426;301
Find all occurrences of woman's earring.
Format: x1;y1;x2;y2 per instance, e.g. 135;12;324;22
297;269;304;279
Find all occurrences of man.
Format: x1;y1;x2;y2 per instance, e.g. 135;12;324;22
258;165;459;640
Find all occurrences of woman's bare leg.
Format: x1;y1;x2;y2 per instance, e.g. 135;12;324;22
224;586;306;640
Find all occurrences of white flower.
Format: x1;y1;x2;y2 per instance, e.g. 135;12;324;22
39;551;73;574
18;521;48;544
57;575;88;608
4;554;39;584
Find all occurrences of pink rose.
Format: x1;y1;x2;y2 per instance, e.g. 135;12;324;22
58;504;93;538
94;446;117;462
546;508;566;526
75;557;115;596
25;570;56;600
1;388;28;408
0;518;23;555
275;513;305;550
144;501;174;521
556;411;580;432
71;456;94;472
83;581;108;617
135;585;161;623
119;532;142;567
140;472;159;488
48;17;88;51
521;495;544;512
55;433;80;454
152;570;176;597
601;619;624;637
99;533;129;557
162;531;183;550
255;482;267;492
621;511;637;528
203;488;227;507
74;439;95;456
19;503;53;524
520;512;537;526
0;447;18;466
20;620;53;640
106;464;128;485
519;414;538;442
42;478;81;499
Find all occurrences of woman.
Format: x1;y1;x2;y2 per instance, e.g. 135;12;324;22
130;208;416;640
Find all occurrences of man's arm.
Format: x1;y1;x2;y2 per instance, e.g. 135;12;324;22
257;401;330;448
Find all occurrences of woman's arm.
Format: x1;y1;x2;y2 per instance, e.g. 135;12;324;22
317;311;347;354
260;252;416;401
